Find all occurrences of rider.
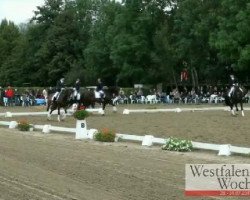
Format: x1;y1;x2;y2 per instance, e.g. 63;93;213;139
226;65;242;97
53;77;65;102
73;78;81;102
96;78;104;101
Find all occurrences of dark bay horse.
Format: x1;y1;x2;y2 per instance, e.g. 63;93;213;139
77;87;119;115
47;88;74;121
225;86;247;116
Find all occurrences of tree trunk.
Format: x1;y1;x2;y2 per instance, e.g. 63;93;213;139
193;67;199;87
172;68;178;88
191;68;196;88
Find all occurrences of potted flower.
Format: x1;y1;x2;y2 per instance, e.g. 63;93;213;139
95;128;116;142
17;120;32;131
73;110;90;139
162;137;193;152
73;109;90;120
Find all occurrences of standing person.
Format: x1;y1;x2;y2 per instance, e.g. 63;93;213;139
52;78;65;102
73;78;81;102
0;86;3;106
96;78;104;101
5;86;15;106
42;88;48;106
3;88;8;106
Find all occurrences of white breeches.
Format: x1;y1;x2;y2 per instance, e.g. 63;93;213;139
73;90;80;100
52;92;59;100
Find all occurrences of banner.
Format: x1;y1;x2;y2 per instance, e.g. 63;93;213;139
185;164;250;196
181;68;188;81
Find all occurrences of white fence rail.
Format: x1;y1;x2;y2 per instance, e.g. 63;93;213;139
0;108;103;118
123;107;250;114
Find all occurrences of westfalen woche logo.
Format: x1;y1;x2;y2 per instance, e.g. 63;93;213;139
185;164;250;196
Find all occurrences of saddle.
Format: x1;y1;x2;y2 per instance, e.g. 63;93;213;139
94;91;105;99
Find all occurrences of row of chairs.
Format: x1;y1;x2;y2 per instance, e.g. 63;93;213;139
113;94;250;105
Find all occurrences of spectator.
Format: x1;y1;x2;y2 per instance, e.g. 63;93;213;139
5;86;15;106
42;88;48;106
0;86;3;106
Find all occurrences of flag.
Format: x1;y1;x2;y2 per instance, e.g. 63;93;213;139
181;68;188;81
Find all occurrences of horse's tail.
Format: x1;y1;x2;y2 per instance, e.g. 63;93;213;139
47;100;51;111
46;94;53;111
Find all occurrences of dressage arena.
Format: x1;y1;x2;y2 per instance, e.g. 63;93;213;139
0;104;250;200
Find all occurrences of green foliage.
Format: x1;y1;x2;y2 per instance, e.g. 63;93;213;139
162;137;193;152
0;0;249;87
73;110;90;120
94;128;116;142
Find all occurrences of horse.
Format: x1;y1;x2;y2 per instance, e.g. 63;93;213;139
224;85;248;116
47;88;74;121
77;86;119;115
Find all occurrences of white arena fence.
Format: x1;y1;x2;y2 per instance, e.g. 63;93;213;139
0;120;249;156
0;108;104;118
123;107;250;114
1;106;249;117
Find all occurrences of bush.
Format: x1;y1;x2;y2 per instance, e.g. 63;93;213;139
73;109;90;120
162;137;193;152
95;128;116;142
17;120;32;131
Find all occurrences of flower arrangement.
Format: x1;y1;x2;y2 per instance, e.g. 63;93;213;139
17;119;32;131
79;105;86;110
94;128;116;142
73;109;90;120
162;137;193;152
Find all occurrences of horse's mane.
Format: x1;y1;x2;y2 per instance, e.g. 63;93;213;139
57;88;73;102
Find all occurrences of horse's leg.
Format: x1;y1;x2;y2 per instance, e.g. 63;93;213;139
47;106;54;120
77;102;80;110
61;107;67;120
233;103;238;116
110;99;117;112
98;101;105;115
240;101;245;117
229;104;235;116
235;103;239;112
57;107;61;122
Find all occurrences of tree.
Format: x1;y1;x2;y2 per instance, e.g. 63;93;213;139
0;19;21;85
210;0;250;75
